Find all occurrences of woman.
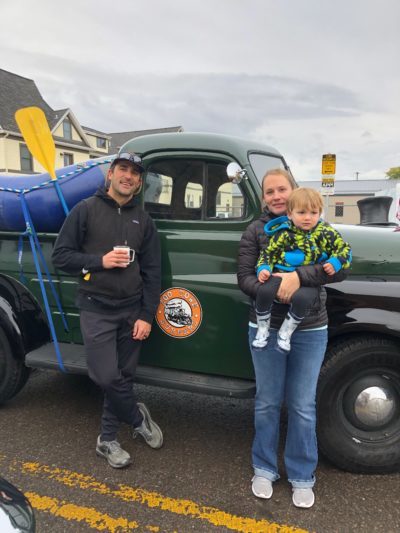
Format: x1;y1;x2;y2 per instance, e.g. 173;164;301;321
237;169;345;508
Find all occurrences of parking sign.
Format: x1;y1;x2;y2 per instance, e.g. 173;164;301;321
322;154;336;175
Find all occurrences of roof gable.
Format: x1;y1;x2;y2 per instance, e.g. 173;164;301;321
0;69;55;131
51;109;91;146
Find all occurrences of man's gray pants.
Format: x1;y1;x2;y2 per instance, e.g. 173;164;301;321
80;307;143;441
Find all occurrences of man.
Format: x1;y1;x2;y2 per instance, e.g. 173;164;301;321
52;152;162;468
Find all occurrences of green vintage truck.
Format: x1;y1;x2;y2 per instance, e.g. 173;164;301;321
0;132;399;474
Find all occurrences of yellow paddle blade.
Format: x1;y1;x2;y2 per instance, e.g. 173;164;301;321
15;106;57;180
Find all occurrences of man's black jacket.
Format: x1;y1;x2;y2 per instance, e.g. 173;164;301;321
52;187;161;323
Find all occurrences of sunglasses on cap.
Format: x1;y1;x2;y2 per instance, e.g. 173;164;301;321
112;152;144;172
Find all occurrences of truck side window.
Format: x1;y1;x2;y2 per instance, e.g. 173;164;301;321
184;182;203;209
212;182;244;218
249;153;286;186
206;163;246;219
144;172;172;205
144;159;245;220
144;159;203;220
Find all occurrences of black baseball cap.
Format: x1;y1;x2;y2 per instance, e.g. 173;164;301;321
111;152;145;173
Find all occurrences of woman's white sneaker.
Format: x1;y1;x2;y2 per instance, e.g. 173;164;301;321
292;487;315;508
251;475;273;499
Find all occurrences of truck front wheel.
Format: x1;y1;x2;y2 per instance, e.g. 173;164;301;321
0;326;30;404
317;335;400;473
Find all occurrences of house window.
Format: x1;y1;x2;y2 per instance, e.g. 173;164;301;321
96;137;107;149
335;202;344;217
63;153;74;166
20;144;33;171
63;119;72;140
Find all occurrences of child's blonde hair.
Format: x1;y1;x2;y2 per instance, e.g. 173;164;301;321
287;187;324;214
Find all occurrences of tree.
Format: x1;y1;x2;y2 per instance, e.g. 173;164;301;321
386;167;400;179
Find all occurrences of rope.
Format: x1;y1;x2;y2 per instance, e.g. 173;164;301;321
0;158;113;194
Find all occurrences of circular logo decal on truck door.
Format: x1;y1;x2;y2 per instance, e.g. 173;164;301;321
156;287;202;338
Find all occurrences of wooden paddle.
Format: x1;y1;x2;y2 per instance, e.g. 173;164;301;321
15;106;69;214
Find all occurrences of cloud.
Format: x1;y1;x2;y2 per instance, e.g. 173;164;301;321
1;0;400;181
255;113;400;181
12;53;361;134
3;44;363;134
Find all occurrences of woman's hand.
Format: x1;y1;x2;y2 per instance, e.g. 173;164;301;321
273;271;300;303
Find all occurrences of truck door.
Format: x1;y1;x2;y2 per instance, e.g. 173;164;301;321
140;155;255;379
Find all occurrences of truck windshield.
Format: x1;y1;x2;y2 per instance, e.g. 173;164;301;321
249;153;286;186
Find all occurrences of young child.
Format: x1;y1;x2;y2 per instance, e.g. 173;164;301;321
253;187;352;352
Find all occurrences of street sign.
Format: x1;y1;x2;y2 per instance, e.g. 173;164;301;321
322;154;336;175
321;176;335;195
321;154;336;198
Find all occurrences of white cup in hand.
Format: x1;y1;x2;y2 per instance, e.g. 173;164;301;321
113;245;135;265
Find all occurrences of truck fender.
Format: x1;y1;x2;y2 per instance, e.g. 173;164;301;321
0;295;24;358
0;275;49;359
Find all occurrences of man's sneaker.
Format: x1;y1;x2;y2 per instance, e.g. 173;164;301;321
96;436;131;468
251;475;273;499
292;487;315;508
133;402;163;449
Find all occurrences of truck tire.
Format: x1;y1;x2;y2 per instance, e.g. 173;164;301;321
317;335;400;474
0;326;30;404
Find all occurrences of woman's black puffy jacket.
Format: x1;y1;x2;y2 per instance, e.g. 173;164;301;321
237;208;346;329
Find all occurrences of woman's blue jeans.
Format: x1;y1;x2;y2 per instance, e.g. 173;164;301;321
249;326;327;488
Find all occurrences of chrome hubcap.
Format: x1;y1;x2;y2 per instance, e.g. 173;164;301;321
343;374;400;433
353;386;395;427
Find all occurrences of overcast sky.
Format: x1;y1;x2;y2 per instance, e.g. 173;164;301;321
2;0;399;180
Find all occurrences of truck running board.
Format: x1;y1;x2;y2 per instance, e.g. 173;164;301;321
25;342;256;398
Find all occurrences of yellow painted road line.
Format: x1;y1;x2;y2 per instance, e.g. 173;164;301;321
25;492;142;532
18;460;309;533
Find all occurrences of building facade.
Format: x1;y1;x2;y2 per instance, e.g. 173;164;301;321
0;69;110;175
299;179;400;225
0;69;184;177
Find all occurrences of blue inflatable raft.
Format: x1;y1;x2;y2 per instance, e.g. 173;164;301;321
0;156;113;233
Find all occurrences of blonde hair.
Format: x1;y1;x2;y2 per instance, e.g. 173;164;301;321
261;168;297;195
287;187;324;214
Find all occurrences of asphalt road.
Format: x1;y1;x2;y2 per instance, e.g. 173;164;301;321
1;369;399;533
